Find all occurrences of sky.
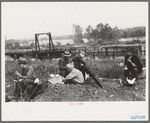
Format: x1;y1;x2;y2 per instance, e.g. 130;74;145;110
2;2;148;40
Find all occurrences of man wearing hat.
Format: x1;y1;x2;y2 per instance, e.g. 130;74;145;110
14;57;36;101
63;63;84;84
58;50;72;78
72;50;87;80
124;52;143;82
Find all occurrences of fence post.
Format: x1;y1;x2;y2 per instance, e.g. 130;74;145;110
98;51;99;59
93;52;95;59
113;50;115;59
35;54;38;59
137;50;140;57
85;47;86;53
105;48;108;56
47;53;50;59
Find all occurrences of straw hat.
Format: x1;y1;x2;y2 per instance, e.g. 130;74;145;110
62;50;71;57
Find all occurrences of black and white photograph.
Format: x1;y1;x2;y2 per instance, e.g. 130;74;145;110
2;2;148;121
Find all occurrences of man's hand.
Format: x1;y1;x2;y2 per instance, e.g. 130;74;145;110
127;58;131;62
127;58;136;67
132;63;136;67
62;78;66;81
124;65;128;70
80;63;84;66
15;71;21;77
14;80;18;83
66;63;74;69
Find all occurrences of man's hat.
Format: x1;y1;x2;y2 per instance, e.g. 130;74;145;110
79;50;86;58
62;50;71;57
126;52;132;56
18;57;27;64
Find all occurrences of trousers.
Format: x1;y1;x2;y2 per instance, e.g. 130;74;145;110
124;69;137;80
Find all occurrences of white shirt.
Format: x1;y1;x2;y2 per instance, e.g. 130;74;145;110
66;68;84;83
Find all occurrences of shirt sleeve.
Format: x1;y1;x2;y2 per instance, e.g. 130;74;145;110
124;56;127;65
73;55;87;65
58;59;68;70
78;57;87;65
26;67;34;79
66;70;77;80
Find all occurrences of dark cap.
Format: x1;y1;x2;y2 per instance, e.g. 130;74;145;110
126;52;132;56
18;57;27;64
79;50;86;58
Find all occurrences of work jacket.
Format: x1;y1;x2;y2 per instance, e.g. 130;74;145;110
72;54;87;69
22;66;36;82
124;55;143;73
58;57;72;77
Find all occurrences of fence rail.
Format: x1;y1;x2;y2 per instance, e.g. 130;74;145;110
70;50;146;59
6;44;146;61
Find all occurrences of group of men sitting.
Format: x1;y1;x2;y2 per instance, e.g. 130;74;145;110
58;50;88;84
11;50;143;102
11;50;87;101
59;50;144;85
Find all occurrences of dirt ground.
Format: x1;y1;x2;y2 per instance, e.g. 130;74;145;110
30;77;145;102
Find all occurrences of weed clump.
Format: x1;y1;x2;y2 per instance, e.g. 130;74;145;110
87;59;124;79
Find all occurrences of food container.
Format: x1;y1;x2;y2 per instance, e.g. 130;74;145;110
50;74;55;78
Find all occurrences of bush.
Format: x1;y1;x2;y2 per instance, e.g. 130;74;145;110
101;40;121;45
5;61;21;79
30;59;59;79
5;59;59;80
86;59;124;79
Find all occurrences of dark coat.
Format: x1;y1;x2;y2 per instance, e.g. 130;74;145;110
72;54;87;69
58;57;72;77
124;55;143;73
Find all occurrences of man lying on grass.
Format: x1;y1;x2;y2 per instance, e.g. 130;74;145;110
62;62;84;84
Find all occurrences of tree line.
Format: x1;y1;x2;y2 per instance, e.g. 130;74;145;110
72;23;145;44
5;23;145;49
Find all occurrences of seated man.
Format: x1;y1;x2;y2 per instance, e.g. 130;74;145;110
63;63;84;84
14;57;37;101
58;50;72;78
124;52;143;83
72;50;88;80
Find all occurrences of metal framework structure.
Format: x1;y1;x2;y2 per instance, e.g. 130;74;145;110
35;32;54;53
